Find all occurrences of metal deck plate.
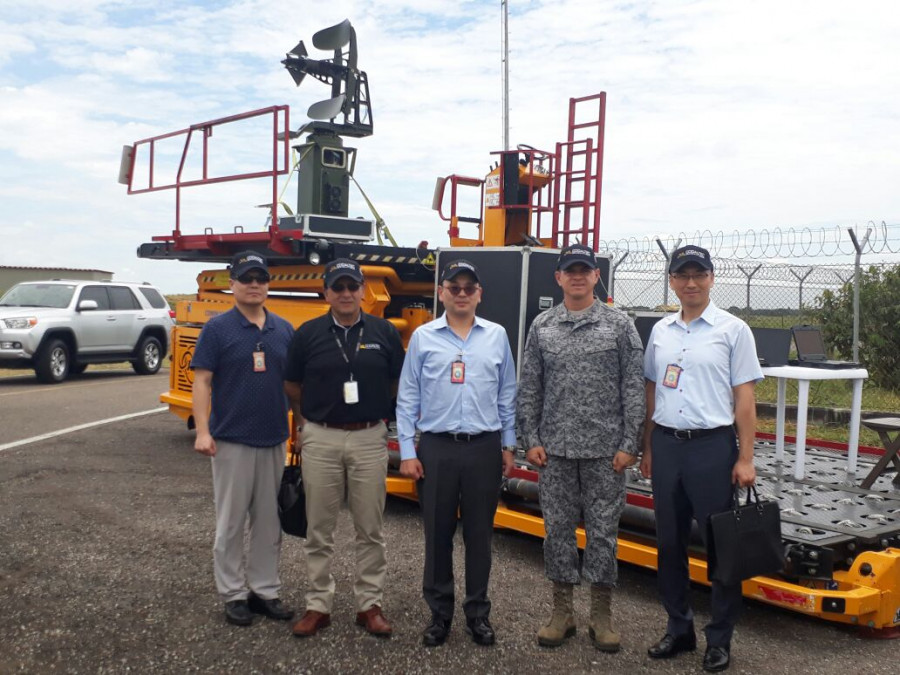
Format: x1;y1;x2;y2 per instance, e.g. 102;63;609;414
626;439;900;546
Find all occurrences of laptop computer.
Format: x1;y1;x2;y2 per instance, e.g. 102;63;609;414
751;327;792;367
790;325;861;369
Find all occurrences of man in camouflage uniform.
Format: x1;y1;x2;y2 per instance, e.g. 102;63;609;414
517;244;645;652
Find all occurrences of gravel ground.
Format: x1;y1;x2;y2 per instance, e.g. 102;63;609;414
1;412;897;674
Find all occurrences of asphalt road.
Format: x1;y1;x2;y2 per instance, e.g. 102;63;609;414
0;368;169;446
0;372;896;674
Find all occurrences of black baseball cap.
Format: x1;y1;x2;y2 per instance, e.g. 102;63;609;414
440;259;481;284
229;250;269;278
557;245;597;271
324;258;364;287
669;245;714;273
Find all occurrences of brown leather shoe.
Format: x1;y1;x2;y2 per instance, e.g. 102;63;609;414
355;605;393;638
291;610;331;637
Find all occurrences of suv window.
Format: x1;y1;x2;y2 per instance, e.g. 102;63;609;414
79;286;111;310
0;283;76;308
137;286;168;309
109;286;141;310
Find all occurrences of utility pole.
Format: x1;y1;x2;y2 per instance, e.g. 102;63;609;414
501;0;510;151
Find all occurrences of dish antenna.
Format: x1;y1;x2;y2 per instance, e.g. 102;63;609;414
282;19;373;138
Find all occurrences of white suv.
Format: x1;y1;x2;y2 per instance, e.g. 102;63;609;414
0;280;174;383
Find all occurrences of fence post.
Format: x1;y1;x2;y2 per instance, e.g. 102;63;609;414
609;251;629;303
790;267;814;313
847;226;873;362
655;237;680;307
737;264;762;312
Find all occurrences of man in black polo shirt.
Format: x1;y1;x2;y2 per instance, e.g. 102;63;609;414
284;258;404;639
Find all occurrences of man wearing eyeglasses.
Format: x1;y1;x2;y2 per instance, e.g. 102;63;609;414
191;250;296;627
395;259;517;648
641;245;762;673
517;245;645;653
284;258;404;639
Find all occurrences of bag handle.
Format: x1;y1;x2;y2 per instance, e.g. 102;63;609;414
730;484;762;509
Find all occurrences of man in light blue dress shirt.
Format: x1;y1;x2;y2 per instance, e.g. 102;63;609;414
641;245;763;673
396;259;517;648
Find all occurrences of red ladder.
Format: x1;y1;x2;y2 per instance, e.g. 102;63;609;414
552;93;606;251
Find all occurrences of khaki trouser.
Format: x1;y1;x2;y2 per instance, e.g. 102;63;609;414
301;421;388;613
211;440;285;602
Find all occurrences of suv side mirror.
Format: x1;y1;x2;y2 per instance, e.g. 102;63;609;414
77;299;99;311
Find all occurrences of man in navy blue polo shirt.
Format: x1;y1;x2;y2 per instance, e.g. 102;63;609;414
191;250;296;627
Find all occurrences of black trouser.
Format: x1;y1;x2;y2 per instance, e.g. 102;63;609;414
417;431;502;622
650;426;743;648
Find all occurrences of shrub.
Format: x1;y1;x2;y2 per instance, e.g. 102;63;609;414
815;264;900;392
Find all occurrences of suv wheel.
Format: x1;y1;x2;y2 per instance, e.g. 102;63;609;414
133;336;162;375
35;339;70;384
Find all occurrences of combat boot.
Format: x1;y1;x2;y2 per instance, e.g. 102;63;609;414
588;584;620;652
536;582;576;647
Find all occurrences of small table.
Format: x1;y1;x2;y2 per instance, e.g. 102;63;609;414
761;365;869;480
859;417;900;490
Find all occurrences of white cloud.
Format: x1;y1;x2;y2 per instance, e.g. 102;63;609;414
0;0;897;293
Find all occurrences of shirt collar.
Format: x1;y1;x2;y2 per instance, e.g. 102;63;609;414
235;306;273;330
559;298;601;323
434;313;485;331
330;311;364;331
664;300;718;328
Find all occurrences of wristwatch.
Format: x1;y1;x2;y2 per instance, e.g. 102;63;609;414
502;446;516;453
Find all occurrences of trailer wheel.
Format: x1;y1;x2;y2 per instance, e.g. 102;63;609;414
35;339;70;384
133;336;162;375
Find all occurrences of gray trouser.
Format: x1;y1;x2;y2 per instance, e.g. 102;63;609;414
211;440;285;602
539;454;625;586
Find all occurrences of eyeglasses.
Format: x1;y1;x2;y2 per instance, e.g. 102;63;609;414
236;273;270;284
443;284;479;296
330;281;361;293
670;272;711;282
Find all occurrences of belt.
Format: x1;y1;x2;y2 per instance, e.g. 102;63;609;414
656;424;734;441
426;430;496;443
315;420;382;431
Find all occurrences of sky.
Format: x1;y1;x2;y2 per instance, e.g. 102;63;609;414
1;0;898;293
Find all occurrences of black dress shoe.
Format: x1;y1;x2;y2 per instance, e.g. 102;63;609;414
466;617;496;646
647;632;697;658
422;617;451;647
224;600;253;626
247;594;294;621
703;645;730;672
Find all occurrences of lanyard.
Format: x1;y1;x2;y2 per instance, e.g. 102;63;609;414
333;324;364;381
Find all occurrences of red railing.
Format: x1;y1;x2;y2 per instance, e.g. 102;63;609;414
125;105;291;240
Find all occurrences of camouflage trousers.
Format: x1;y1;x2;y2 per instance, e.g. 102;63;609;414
538;454;626;586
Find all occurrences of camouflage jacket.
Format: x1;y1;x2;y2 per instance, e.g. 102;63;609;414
517;300;646;458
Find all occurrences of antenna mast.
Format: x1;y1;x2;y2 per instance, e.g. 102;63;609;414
501;0;510;151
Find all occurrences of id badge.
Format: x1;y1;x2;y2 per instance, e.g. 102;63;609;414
450;360;465;384
343;380;360;404
252;351;266;372
662;363;682;389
